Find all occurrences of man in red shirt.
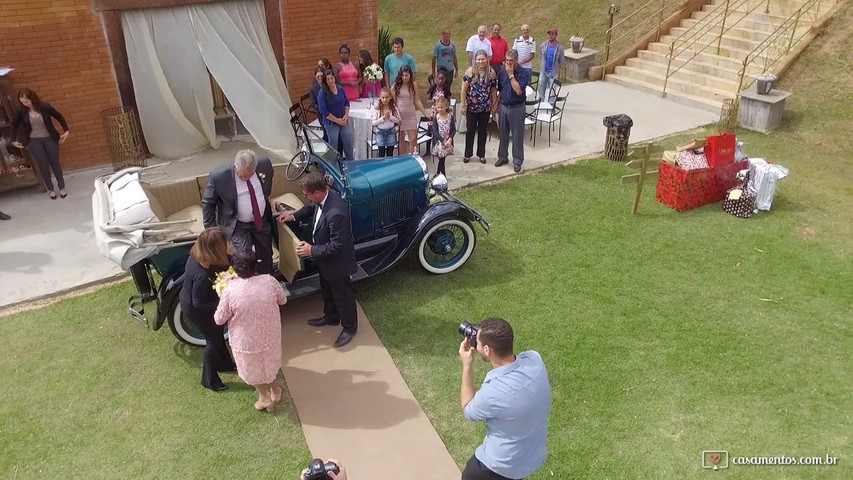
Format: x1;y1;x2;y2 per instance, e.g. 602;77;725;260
488;23;509;75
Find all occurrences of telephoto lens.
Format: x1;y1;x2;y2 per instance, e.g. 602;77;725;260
459;321;479;348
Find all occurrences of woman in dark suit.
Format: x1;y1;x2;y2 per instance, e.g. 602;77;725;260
9;88;70;199
180;227;237;391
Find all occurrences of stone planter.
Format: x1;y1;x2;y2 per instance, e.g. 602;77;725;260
570;36;584;54
755;74;777;95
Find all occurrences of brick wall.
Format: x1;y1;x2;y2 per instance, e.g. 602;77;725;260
0;0;119;170
281;0;378;104
0;0;377;171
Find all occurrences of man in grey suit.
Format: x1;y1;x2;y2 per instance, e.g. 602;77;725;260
202;149;275;274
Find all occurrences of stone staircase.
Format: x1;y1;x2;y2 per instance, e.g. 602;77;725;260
605;0;833;111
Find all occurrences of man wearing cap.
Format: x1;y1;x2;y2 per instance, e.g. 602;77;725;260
495;50;531;174
538;28;565;104
488;24;509;75
466;25;493;67
513;24;536;71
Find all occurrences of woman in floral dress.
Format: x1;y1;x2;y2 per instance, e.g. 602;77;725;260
214;249;288;412
460;50;497;164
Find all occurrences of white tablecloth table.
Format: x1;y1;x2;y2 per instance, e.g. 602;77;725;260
348;99;375;160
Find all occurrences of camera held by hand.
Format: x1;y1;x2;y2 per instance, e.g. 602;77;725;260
459;322;479;348
304;458;339;480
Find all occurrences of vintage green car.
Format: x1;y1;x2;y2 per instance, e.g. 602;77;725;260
93;126;490;346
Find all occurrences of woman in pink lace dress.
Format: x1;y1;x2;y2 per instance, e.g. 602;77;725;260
214;250;287;412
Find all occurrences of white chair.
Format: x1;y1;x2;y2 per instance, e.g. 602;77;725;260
534;94;567;146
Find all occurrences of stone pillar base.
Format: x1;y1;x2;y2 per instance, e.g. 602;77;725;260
563;48;599;82
738;87;792;133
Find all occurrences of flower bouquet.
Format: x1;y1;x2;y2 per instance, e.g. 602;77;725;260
213;266;237;297
364;64;383;83
364;64;383;105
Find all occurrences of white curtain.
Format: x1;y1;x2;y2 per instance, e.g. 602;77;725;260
122;0;296;159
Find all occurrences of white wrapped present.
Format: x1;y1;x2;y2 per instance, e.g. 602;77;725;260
747;158;788;211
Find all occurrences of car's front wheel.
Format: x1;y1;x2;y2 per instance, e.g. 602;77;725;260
167;299;207;347
418;218;476;274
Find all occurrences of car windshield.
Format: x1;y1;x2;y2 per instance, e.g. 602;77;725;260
301;125;343;177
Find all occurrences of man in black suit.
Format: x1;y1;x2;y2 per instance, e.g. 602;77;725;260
279;172;358;348
202;149;275;274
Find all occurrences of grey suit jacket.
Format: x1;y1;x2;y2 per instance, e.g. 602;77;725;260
201;157;274;237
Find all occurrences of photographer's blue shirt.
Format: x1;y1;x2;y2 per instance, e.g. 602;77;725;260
463;350;551;479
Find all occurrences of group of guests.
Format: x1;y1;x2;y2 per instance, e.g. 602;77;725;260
186;150;359;411
306;23;566;177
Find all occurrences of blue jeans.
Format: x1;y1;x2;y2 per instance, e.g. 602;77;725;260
537;73;556;104
324;121;355;161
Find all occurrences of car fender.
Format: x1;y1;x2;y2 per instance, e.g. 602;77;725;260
153;260;187;331
401;201;478;256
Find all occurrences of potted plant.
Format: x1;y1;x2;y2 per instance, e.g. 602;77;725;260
755;73;777;95
570;35;585;54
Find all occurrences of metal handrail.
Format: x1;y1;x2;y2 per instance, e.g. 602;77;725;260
662;0;768;94
604;0;684;63
737;0;824;91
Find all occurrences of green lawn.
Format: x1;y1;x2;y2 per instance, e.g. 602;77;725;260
1;2;851;479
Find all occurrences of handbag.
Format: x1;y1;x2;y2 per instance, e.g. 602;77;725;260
722;170;755;218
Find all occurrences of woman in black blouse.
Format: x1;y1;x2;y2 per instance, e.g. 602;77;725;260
9;88;70;199
179;227;237;391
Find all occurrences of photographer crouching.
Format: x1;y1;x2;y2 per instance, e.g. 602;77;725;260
459;318;551;480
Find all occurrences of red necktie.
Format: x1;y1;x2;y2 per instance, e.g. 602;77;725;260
245;178;263;230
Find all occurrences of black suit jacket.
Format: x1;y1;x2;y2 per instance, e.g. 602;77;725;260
8;103;68;144
202;157;274;237
293;189;357;280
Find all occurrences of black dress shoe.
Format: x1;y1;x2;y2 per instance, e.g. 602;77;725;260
307;317;340;327
334;332;355;348
0;211;10;221
494;158;509;167
203;383;229;392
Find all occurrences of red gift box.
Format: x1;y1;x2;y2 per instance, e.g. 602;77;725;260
656;160;747;212
705;133;736;168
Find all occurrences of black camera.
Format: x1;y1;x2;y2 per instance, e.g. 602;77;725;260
459;322;479;348
305;458;339;480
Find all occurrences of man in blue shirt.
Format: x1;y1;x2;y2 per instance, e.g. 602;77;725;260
459;318;551;480
383;37;417;86
495;50;531;173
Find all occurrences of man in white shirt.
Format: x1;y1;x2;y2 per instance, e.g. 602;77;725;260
513;24;536;70
202;149;276;274
466;25;493;67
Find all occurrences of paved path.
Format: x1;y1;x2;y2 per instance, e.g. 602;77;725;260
281;295;460;480
0;81;717;307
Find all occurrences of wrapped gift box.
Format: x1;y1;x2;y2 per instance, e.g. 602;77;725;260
656;160;748;212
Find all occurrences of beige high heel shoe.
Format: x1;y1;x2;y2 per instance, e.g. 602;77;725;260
270;384;283;404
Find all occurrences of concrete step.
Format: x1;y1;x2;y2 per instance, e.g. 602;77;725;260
646;41;771;63
701;3;794;23
604;73;727;112
613;64;740;100
625;56;751;85
692;9;791;29
684;15;779;34
708;0;831;19
677;18;808;41
636;49;765;79
637;47;749;72
661;32;763;53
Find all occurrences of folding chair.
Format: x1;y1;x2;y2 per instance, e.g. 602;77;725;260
534;94;567;146
414;116;433;157
365;124;400;159
524;99;540;146
529;70;540;92
299;92;324;134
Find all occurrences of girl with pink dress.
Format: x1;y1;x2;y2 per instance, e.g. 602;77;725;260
391;65;431;155
214;250;288;412
334;44;361;101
